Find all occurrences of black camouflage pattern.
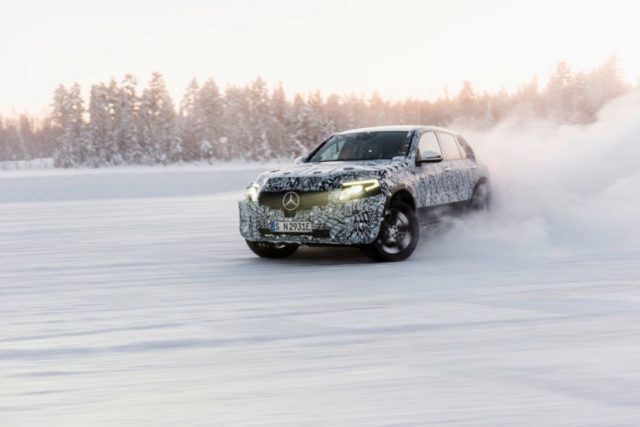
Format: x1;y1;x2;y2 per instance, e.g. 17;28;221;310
239;127;486;245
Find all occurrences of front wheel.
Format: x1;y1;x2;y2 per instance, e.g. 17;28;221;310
362;200;419;262
246;240;299;259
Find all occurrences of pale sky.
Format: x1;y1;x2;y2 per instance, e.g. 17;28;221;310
2;0;639;116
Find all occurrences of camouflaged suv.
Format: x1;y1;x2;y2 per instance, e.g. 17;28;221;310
239;126;490;262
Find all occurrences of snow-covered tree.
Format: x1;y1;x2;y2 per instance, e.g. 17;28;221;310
306;91;332;147
0;119;25;162
87;82;114;166
289;93;331;155
196;78;223;161
247;77;275;160
456;81;478;121
544;62;574;122
220;86;252;160
178;79;202;161
115;74;142;164
583;56;628;122
139;72;181;164
269;82;292;157
104;79;123;165
366;93;389;127
15;57;631;167
51;83;87;167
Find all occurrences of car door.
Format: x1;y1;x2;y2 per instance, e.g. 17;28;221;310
436;132;473;203
415;131;449;208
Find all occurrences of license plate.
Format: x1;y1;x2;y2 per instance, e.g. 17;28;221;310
270;221;312;233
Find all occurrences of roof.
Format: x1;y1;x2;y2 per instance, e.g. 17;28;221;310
338;125;459;135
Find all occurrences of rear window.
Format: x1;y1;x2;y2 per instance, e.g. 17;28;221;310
457;136;475;160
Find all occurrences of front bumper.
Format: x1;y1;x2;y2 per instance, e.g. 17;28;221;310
239;193;386;245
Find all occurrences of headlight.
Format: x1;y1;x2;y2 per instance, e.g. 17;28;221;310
245;182;260;202
339;179;381;201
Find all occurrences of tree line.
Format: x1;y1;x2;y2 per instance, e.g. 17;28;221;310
0;57;632;167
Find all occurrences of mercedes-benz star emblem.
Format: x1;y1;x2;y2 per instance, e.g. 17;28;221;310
282;191;300;211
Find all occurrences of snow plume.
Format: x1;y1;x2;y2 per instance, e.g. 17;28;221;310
427;89;640;259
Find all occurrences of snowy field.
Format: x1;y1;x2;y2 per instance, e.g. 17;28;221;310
2;94;640;426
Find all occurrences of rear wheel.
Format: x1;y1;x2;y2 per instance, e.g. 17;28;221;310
246;240;299;259
470;181;491;211
362;200;419;262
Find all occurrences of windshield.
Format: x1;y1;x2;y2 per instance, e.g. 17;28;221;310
308;131;411;162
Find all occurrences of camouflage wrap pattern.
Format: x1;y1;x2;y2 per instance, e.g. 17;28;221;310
239;193;386;245
239;126;486;246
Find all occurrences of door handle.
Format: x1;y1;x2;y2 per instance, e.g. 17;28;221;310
444;167;453;172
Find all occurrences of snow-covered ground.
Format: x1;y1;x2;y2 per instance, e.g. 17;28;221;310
2;93;640;425
2;169;639;426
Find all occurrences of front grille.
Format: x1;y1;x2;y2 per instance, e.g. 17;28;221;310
259;228;330;239
258;191;329;212
264;176;331;192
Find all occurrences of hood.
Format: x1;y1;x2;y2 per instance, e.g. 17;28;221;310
258;160;407;192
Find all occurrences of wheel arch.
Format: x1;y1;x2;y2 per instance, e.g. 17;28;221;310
473;176;489;191
386;186;416;212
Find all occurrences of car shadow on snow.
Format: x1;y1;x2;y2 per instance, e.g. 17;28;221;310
243;218;465;265
277;246;371;265
238;245;371;266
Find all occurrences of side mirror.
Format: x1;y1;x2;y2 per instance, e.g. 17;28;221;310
294;156;306;165
416;150;443;164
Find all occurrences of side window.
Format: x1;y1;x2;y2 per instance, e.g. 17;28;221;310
418;132;442;156
437;133;462;160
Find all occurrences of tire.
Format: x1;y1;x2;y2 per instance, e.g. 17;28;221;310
246;240;299;259
362;200;419;262
470;181;491;211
